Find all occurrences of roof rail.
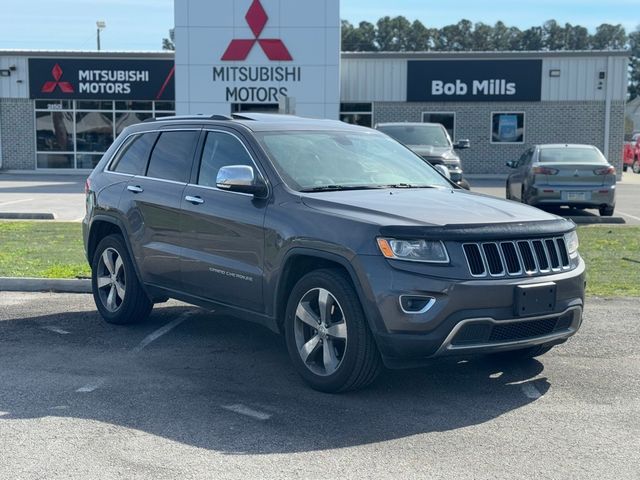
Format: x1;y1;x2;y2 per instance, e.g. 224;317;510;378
142;114;233;123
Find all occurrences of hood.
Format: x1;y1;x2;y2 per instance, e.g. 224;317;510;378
407;146;460;165
407;145;452;157
301;188;563;230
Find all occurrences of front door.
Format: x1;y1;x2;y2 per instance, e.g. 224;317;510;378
180;129;267;312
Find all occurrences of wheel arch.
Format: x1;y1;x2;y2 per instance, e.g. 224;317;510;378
87;215;150;298
273;248;383;336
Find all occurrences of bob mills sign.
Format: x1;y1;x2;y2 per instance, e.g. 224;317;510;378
174;0;340;118
407;59;542;102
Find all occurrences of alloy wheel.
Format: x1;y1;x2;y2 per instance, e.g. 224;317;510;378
293;288;348;376
96;247;126;312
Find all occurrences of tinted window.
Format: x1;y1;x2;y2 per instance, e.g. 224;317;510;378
112;133;158;175
198;132;253;187
146;131;199;182
539;147;605;164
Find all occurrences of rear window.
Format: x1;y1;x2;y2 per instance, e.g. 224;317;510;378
111;133;158;175
539;147;605;164
146;131;199;182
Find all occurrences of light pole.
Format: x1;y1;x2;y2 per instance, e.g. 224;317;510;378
96;21;106;51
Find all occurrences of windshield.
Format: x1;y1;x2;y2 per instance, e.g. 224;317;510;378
377;124;451;148
539;147;605;164
256;130;452;192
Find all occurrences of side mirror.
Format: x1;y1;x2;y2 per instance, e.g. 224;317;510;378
505;160;517;168
454;139;470;150
216;165;267;197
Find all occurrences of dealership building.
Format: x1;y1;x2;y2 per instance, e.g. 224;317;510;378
0;0;629;174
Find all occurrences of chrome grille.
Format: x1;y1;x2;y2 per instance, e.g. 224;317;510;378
462;237;570;277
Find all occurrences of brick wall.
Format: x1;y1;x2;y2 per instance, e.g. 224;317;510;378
0;98;35;170
374;100;626;176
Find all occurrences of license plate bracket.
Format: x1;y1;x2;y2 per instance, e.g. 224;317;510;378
515;283;556;316
566;191;588;201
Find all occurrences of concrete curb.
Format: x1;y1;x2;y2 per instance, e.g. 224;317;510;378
0;213;55;220
0;277;91;294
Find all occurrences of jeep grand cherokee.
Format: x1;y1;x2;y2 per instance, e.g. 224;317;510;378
83;113;585;392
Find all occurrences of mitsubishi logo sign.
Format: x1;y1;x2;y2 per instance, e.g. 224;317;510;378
175;0;340;118
41;64;74;94
221;0;292;61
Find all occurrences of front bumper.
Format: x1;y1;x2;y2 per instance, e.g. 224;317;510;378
357;255;585;368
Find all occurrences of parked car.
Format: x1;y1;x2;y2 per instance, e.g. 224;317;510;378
84;114;585;393
623;141;634;172
375;122;471;189
630;133;640;174
506;144;616;217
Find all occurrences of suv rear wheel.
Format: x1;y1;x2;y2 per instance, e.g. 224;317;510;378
91;234;153;325
284;269;381;392
633;159;640;174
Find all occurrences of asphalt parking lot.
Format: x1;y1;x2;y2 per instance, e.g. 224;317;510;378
1;171;639;224
1;292;638;479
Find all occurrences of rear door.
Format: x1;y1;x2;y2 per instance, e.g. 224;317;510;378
179;129;268;312
120;128;200;289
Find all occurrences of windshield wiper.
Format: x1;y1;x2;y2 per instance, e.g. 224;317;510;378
300;185;385;192
380;183;438;189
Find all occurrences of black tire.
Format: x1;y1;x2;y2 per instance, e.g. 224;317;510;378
492;344;554;361
284;268;382;393
633;160;640;174
623;164;628;172
599;205;615;217
458;179;471;190
91;234;153;325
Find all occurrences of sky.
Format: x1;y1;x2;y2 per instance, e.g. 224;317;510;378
0;0;636;52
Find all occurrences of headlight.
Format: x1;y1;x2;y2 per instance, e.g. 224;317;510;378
377;238;449;263
564;231;579;258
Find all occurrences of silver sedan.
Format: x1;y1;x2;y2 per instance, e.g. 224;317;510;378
506;144;616;216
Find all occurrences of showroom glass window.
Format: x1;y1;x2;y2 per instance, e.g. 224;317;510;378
35;100;175;169
340;103;372;127
491;112;525;144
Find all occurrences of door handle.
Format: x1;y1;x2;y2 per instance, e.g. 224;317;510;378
185;195;204;205
127;185;143;193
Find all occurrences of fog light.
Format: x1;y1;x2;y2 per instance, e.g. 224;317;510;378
399;295;436;314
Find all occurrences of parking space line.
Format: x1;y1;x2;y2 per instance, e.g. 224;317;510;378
41;326;70;335
131;311;195;354
616;210;640;222
222;404;272;421
0;198;34;207
76;378;106;393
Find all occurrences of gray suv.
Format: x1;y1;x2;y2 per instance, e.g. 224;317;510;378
83;113;586;392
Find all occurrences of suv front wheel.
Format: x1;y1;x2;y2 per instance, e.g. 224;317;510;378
91;234;153;325
284;269;381;392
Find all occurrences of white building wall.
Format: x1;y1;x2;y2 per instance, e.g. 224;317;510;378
0;56;29;99
340;53;628;103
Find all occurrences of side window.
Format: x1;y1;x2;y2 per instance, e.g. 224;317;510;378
197;131;254;188
146;130;199;183
111;133;158;175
